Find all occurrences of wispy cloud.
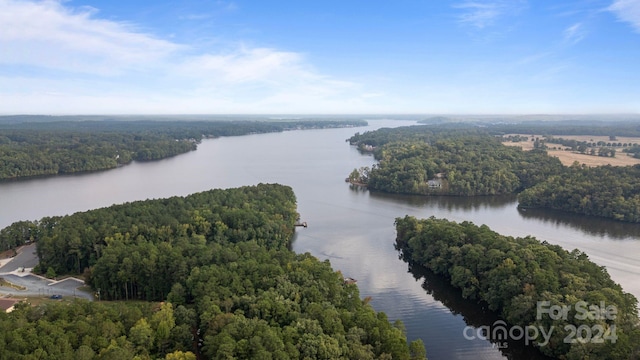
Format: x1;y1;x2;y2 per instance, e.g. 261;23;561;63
0;0;369;113
454;0;527;29
608;0;640;32
515;52;553;67
0;0;182;75
563;22;586;44
180;1;237;21
547;1;605;18
180;47;306;84
216;1;238;12
179;14;212;21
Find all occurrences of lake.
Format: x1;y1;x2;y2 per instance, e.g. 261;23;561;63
1;119;639;359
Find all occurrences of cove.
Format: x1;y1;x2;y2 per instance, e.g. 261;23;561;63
1;120;639;359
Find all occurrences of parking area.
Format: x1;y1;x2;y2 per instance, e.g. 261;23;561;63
0;243;39;272
0;273;93;300
0;244;93;300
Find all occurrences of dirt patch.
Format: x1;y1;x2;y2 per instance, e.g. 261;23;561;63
0;249;16;260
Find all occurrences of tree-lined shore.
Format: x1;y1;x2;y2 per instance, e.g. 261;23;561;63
395;216;640;359
0;118;366;180
0;184;424;359
347;123;640;222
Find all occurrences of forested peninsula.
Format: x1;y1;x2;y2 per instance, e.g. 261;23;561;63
395;216;640;359
0;117;366;180
0;184;424;359
347;124;640;222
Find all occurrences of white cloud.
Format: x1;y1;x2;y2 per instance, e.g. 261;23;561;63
180;47;306;84
0;0;372;114
454;0;527;29
563;22;586;44
0;0;181;75
608;0;640;32
455;2;502;28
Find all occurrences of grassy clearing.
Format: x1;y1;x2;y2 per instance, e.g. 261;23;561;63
502;134;640;167
545;150;640;167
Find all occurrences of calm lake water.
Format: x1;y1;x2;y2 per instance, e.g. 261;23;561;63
1;120;639;359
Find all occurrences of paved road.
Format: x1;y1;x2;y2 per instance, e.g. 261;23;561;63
0;243;93;300
0;243;39;272
0;273;93;300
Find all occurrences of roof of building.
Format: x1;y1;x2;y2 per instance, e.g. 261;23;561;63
0;298;20;311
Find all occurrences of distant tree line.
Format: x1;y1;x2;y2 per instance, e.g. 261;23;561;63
395;216;640;359
543;136;637;149
528;136;640;159
485;121;640;137
0;119;366;180
347;124;640;222
348;125;482;149
0;184;425;359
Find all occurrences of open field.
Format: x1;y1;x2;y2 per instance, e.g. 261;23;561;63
503;139;536;150
546;150;640;167
545;135;640;146
502;134;640;167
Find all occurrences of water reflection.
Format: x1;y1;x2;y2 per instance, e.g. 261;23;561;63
518;208;640;240
2;119;639;360
368;191;516;211
362;186;640;240
347;184;369;193
407;264;553;360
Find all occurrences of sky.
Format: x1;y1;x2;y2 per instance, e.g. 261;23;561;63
1;0;640;115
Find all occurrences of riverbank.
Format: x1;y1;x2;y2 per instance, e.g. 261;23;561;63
2;120;639;359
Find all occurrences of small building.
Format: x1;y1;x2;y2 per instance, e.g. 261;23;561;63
0;298;21;313
343;277;357;285
427;179;442;188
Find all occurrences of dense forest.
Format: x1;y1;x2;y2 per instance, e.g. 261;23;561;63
395;216;640;359
347;124;640;222
348;126;484;148
0;184;424;359
518;164;640;222
367;136;562;196
348;126;563;195
0;119;366;180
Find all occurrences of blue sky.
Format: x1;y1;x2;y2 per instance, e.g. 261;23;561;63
1;0;640;114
